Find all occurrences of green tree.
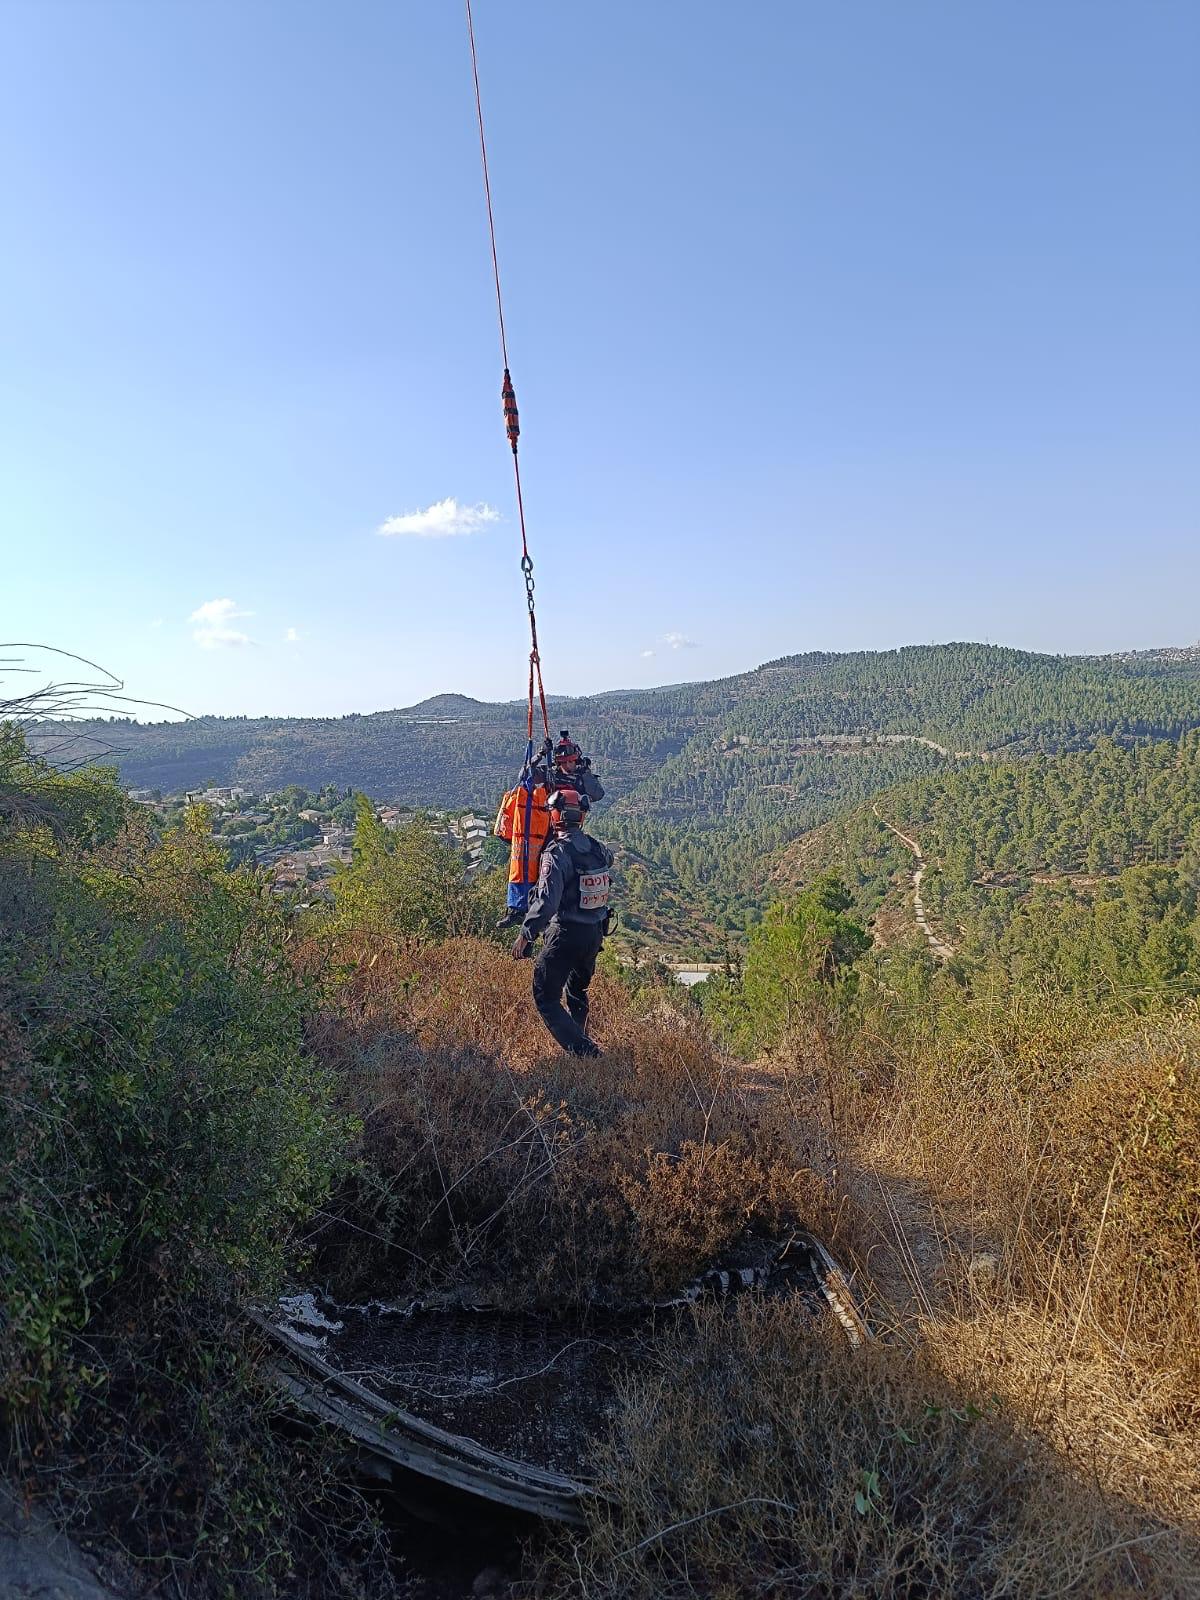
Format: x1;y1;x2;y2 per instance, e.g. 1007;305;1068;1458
328;795;489;940
705;875;870;1053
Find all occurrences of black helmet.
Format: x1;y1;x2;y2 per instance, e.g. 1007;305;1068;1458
554;730;583;768
547;787;588;828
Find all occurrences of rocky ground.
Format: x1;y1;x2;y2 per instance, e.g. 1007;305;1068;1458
0;1488;126;1600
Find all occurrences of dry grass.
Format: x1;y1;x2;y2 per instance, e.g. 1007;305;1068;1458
525;984;1199;1596
845;1003;1200;1520
784;994;1200;1598
534;1301;1195;1599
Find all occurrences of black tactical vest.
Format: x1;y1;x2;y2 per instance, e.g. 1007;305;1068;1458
556;833;614;925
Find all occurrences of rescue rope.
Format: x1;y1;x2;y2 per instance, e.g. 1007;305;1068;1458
465;0;550;751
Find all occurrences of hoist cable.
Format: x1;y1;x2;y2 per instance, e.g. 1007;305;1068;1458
465;0;550;748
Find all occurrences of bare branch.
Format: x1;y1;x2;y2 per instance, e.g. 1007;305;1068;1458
0;642;194;773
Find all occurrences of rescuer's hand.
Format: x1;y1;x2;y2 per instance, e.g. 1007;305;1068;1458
511;933;532;961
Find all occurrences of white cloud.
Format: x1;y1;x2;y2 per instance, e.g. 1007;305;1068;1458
284;627;300;644
377;497;500;539
149;617;163;630
190;597;254;649
641;632;699;657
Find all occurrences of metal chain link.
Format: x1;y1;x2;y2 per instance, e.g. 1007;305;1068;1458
521;552;537;620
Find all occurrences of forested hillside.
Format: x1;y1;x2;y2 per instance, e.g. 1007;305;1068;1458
607;738;950;934
781;734;1200;1001
25;643;1200;956
602;645;1200;944
26;694;695;810
739;643;1200;750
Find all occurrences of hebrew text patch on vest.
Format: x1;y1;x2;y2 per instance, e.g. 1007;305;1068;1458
577;870;611;911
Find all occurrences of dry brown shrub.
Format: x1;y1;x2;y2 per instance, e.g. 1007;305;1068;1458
305;937;829;1307
622;1140;814;1298
1040;1018;1200;1301
930;1304;1200;1539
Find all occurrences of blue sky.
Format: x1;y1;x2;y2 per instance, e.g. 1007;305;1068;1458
2;0;1197;718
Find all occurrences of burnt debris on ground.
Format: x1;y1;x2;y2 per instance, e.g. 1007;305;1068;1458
256;1230;857;1525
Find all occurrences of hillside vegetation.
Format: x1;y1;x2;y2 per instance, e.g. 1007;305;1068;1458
606;644;1200;946
29;641;1200;802
24;690;699;809
4;721;1198;1597
784;734;1200;1000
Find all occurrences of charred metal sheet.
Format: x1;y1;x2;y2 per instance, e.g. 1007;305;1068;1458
256;1232;866;1522
259;1315;590;1523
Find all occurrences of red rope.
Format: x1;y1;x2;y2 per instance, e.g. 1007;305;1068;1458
465;0;549;741
465;0;509;372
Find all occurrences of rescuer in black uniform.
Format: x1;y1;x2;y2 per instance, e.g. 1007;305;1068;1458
512;786;613;1057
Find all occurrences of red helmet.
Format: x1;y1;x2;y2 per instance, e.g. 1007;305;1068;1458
547;786;588;828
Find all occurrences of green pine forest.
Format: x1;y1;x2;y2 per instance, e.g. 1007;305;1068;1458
783;733;1200;1005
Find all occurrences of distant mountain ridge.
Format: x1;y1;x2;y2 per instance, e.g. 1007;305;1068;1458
27;640;1200;798
394;693;512;720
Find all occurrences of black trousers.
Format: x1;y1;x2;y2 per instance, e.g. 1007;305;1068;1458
532;920;604;1056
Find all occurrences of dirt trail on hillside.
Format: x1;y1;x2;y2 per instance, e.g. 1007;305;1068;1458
745;733;976;759
872;806;957;962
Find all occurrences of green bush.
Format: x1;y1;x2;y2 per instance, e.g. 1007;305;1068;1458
0;732;367;1593
324;794;494;941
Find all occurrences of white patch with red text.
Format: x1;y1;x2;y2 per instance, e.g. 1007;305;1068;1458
578;870;611;911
